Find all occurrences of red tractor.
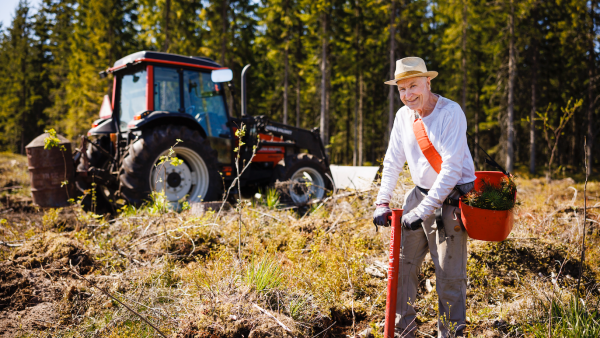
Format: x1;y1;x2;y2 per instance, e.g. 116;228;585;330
28;51;333;213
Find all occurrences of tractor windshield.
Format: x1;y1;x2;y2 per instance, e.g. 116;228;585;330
118;68;147;131
183;70;231;138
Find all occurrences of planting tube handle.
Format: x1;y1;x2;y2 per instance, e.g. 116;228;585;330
384;209;403;338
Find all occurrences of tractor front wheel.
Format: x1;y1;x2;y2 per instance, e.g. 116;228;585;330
275;154;333;205
119;125;222;207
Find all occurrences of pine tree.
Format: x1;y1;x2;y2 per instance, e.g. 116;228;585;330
0;0;51;153
506;0;515;173
60;0;139;139
138;0;203;55
42;0;76;129
586;0;597;175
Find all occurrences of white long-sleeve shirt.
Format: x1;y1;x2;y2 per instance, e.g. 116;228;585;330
376;95;477;219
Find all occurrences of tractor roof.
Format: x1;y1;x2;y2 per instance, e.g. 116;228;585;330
110;51;223;73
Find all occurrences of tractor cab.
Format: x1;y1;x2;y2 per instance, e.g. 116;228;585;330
90;51;234;165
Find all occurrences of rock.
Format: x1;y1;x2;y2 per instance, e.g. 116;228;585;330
358;328;374;338
365;266;385;278
425;279;434;293
373;260;388;272
493;319;507;328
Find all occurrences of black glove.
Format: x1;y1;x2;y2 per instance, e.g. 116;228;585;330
373;205;392;227
401;211;423;230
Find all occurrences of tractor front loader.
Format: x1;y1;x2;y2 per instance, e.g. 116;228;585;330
27;51;333;213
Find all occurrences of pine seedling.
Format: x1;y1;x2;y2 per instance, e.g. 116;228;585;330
464;176;517;211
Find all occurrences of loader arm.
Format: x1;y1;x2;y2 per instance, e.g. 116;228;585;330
256;118;330;168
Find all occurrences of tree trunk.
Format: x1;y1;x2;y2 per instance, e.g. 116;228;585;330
571;114;576;167
296;20;303;128
346;96;351;164
325;60;330;146
353;0;360;166
586;0;596;176
353;80;358;166
358;72;364;166
20;130;25;155
296;76;301;128
506;0;516;172
220;0;228;65
475;89;480;169
283;0;289;125
461;0;467;112
163;0;171;52
388;0;396;141
320;11;328;150
530;37;537;174
283;38;289;124
474;53;481;169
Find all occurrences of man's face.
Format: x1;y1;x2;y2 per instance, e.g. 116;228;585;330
396;77;431;111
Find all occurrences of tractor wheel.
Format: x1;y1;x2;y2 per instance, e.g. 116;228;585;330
76;138;116;216
275;154;333;205
119;125;222;206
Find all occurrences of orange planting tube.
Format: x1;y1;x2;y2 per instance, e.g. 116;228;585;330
384;209;403;338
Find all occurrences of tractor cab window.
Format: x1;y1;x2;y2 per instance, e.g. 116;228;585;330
118;68;147;131
183;70;231;138
154;67;181;113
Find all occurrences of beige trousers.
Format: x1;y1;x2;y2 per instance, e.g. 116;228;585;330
395;186;471;338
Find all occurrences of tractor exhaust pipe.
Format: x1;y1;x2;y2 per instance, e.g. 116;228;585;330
241;64;251;117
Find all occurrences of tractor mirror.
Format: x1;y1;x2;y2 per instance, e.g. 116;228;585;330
211;69;233;83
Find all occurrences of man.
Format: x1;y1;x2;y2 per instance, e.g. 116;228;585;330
373;57;476;338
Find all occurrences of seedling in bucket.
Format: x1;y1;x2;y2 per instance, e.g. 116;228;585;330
463;174;517;211
459;171;517;242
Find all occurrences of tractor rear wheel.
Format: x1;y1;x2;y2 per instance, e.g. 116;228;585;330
275;154;333;205
119;125;222;206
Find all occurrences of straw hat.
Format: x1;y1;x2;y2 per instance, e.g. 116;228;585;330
384;57;438;85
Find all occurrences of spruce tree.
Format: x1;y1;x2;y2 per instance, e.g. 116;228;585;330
61;0;139;139
0;0;51;153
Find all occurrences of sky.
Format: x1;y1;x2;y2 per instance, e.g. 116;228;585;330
0;0;42;28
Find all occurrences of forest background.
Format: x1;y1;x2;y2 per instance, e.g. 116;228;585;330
0;0;597;177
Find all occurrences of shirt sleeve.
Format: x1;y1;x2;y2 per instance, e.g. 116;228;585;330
376;112;406;204
413;106;467;219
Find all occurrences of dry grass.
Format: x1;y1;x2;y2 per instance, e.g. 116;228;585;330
0;151;30;212
1;153;600;337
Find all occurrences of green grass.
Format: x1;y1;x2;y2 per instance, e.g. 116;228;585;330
245;253;283;292
265;187;281;210
527;296;600;337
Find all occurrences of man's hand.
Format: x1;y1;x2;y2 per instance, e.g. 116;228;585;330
373;204;392;227
401;211;423;230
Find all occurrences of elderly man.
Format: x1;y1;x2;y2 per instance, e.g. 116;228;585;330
373;57;476;337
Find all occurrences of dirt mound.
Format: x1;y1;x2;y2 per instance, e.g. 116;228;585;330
174;303;298;338
0;263;31;311
0;302;59;338
166;234;219;261
470;239;580;279
12;232;94;273
0;260;67;312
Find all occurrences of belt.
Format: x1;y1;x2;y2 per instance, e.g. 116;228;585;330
416;183;472;238
416;186;460;207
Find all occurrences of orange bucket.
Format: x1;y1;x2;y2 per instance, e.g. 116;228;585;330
459;171;516;241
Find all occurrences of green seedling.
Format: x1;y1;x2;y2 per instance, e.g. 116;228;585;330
464;176;517;210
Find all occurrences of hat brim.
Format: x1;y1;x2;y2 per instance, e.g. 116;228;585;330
384;71;438;85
